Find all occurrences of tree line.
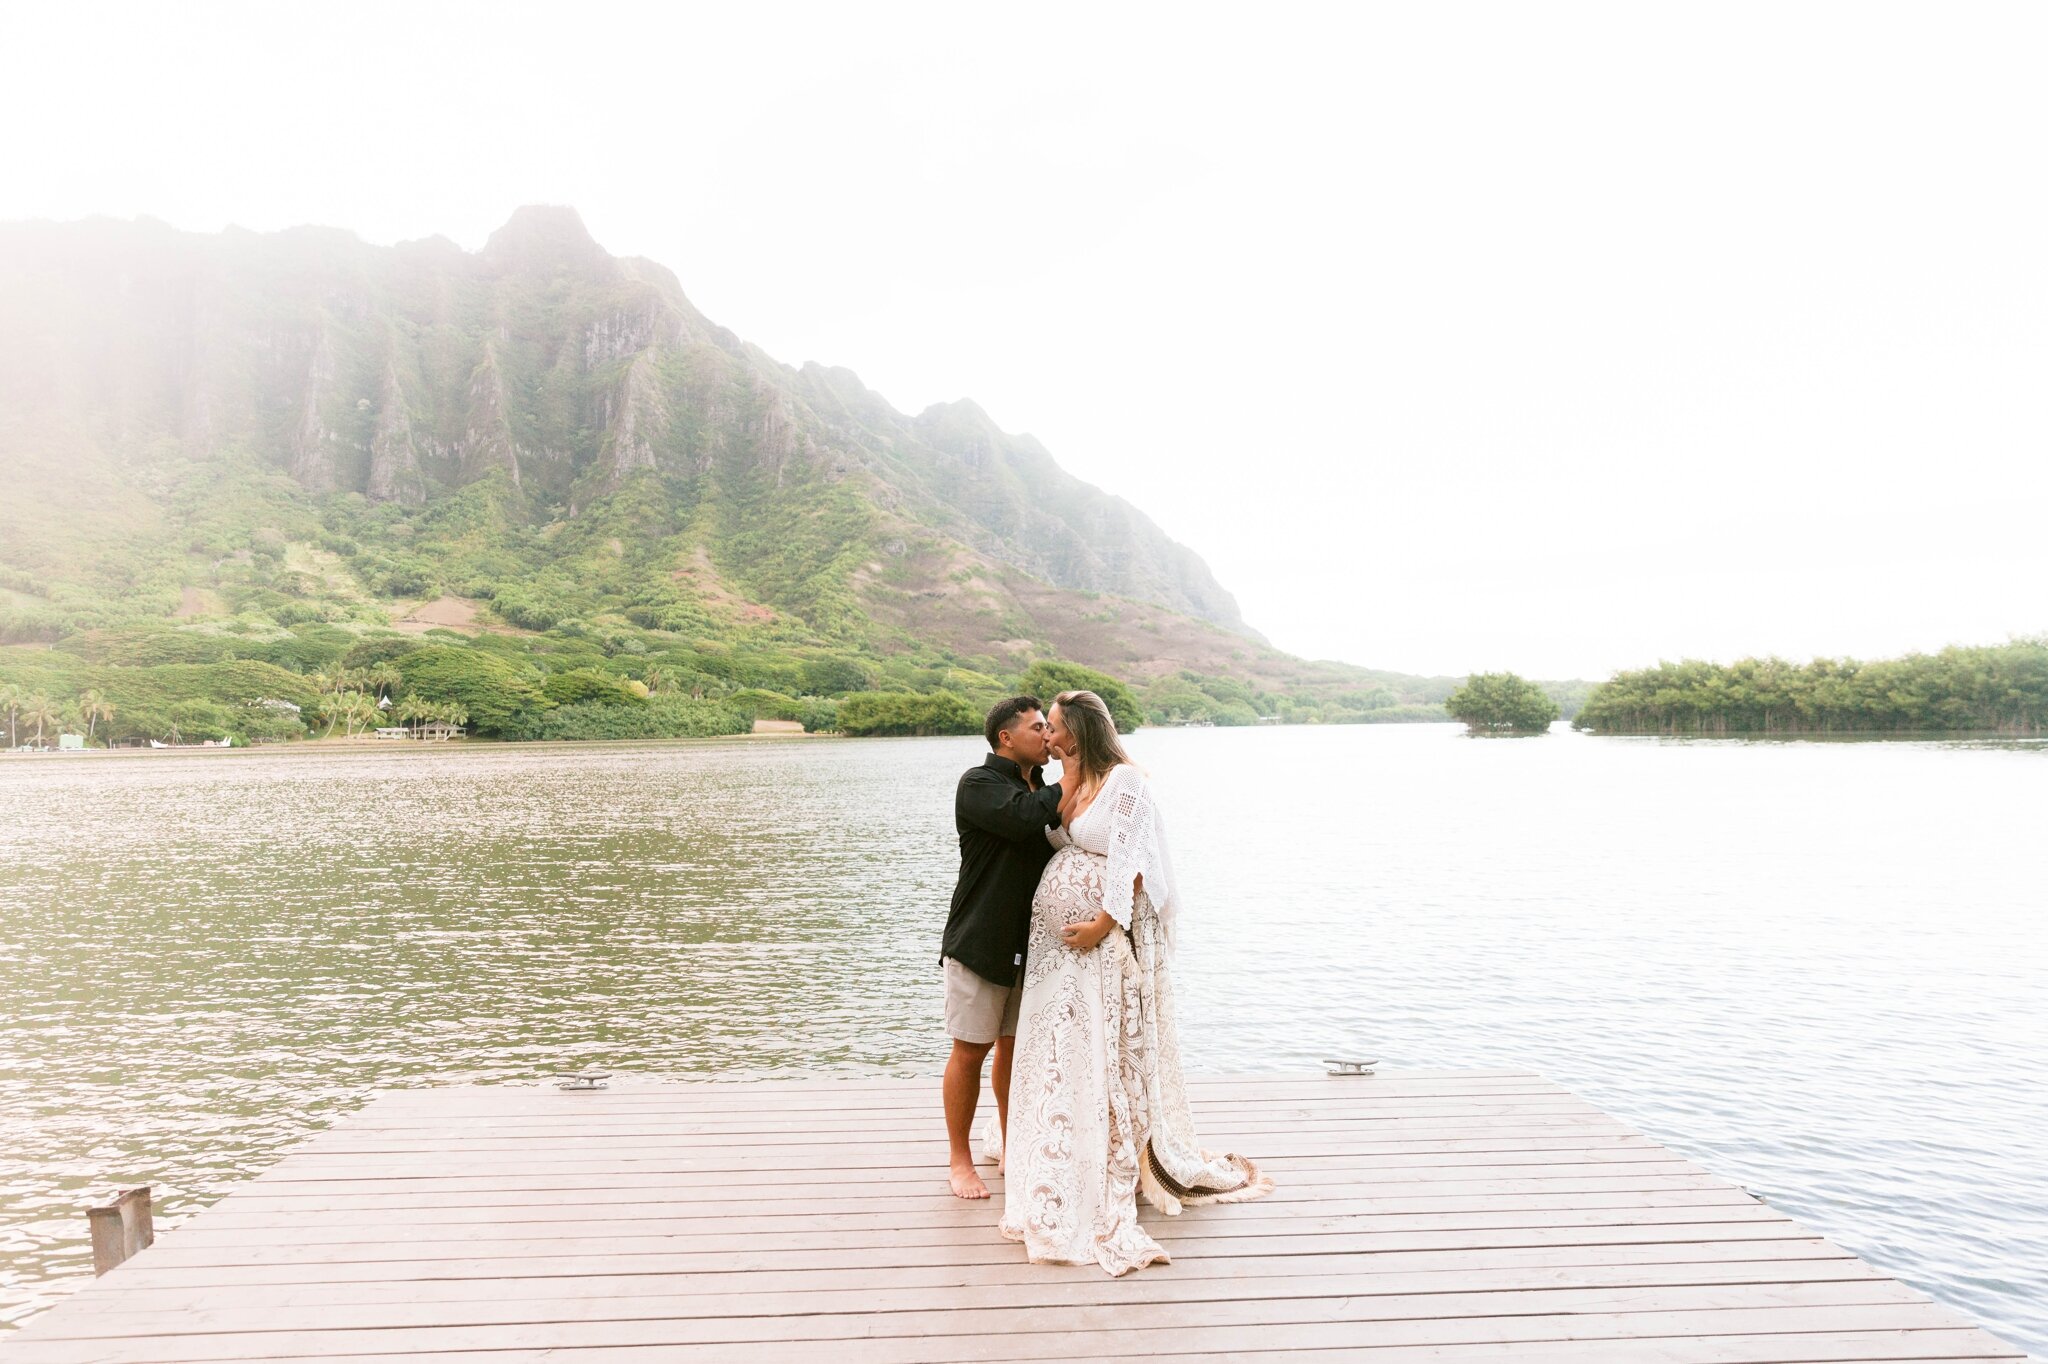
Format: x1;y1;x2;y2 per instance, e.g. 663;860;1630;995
1574;639;2048;735
0;633;1168;748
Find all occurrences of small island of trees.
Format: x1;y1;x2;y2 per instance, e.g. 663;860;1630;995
1573;639;2048;736
1445;672;1559;736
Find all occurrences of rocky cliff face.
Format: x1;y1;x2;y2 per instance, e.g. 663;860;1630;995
0;208;1256;639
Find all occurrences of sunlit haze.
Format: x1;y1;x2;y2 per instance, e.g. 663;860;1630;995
5;1;2042;678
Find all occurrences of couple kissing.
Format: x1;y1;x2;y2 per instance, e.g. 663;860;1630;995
939;689;1273;1276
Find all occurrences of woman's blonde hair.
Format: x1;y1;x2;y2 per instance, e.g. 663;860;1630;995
1053;689;1133;783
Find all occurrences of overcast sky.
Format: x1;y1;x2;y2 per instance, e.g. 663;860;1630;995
5;2;2043;679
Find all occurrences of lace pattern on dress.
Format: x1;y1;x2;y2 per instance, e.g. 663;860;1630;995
1071;765;1177;943
997;771;1272;1277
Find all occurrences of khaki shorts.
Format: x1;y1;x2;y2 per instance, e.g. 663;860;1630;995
943;957;1022;1044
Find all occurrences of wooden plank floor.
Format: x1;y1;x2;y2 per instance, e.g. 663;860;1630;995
4;1071;2024;1363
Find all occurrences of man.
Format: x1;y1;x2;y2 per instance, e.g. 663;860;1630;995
941;694;1063;1200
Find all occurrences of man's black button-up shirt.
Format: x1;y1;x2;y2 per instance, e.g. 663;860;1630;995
941;754;1063;988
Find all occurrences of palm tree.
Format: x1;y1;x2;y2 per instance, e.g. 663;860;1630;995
392;694;428;738
0;683;19;748
20;694;58;748
365;664;402;703
77;689;114;747
315;691;352;738
338;692;380;738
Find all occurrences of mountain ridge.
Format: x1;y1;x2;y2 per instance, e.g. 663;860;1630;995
0;207;1474;738
0;205;1260;644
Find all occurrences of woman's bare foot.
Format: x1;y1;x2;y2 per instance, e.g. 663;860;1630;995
949;1156;990;1199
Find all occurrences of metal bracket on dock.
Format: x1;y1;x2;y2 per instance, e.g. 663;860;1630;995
554;1070;611;1090
88;1186;154;1276
1322;1058;1379;1076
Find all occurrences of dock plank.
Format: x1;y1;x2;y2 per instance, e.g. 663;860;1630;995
4;1071;2022;1362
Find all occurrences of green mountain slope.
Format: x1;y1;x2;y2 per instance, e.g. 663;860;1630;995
0;208;1457;741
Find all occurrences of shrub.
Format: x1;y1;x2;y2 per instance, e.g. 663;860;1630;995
727;688;803;720
245;624;354;673
800;654;880;696
1019;660;1145;733
514;696;750;742
166;699;238;741
0;608;72;645
57;625;236;666
234;705;308;744
1446;672;1558;736
491;583;572;631
108;706;174;745
542;667;642;707
340;636;426;671
395;646;549;737
835;690;979;737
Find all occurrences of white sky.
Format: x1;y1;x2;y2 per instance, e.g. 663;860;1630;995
5;2;2043;679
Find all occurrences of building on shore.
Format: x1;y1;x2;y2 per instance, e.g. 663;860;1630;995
373;723;466;741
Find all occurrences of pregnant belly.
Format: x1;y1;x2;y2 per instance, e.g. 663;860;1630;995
1035;845;1106;930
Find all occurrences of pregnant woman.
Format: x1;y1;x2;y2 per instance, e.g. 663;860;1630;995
997;689;1273;1275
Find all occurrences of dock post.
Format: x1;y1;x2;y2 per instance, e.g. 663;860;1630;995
87;1186;153;1275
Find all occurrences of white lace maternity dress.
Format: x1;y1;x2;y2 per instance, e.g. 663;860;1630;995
996;763;1273;1275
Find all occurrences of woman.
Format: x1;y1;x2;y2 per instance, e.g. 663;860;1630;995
996;690;1272;1275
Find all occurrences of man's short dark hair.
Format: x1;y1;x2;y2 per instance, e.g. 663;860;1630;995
985;695;1043;751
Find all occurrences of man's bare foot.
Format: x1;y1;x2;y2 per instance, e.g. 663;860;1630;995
949;1157;989;1199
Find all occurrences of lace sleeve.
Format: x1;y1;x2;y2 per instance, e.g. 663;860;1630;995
1103;765;1174;934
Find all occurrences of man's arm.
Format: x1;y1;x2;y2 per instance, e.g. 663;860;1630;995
957;770;1063;843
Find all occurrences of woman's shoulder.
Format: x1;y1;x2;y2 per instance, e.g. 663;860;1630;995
1106;762;1153;796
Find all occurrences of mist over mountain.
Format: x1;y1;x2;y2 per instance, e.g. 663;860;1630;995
0;208;1459;737
2;208;1251;625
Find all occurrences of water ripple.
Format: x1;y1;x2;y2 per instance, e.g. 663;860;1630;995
0;727;2041;1354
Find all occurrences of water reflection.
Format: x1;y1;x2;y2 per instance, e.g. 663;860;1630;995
0;728;2041;1352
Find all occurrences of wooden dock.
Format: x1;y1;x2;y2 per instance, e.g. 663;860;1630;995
4;1070;2024;1363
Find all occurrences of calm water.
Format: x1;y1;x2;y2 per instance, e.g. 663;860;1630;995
0;725;2042;1352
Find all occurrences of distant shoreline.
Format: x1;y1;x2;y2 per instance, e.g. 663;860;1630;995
0;727;827;759
10;724;2045;764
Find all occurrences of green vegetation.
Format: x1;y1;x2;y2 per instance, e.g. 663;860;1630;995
1137;669;1470;727
1575;640;2048;735
0;212;1554;744
511;697;750;742
1021;660;1146;733
391;647;549;738
1446;672;1560;736
0;435;1474;748
835;690;981;737
1540;680;1593;723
